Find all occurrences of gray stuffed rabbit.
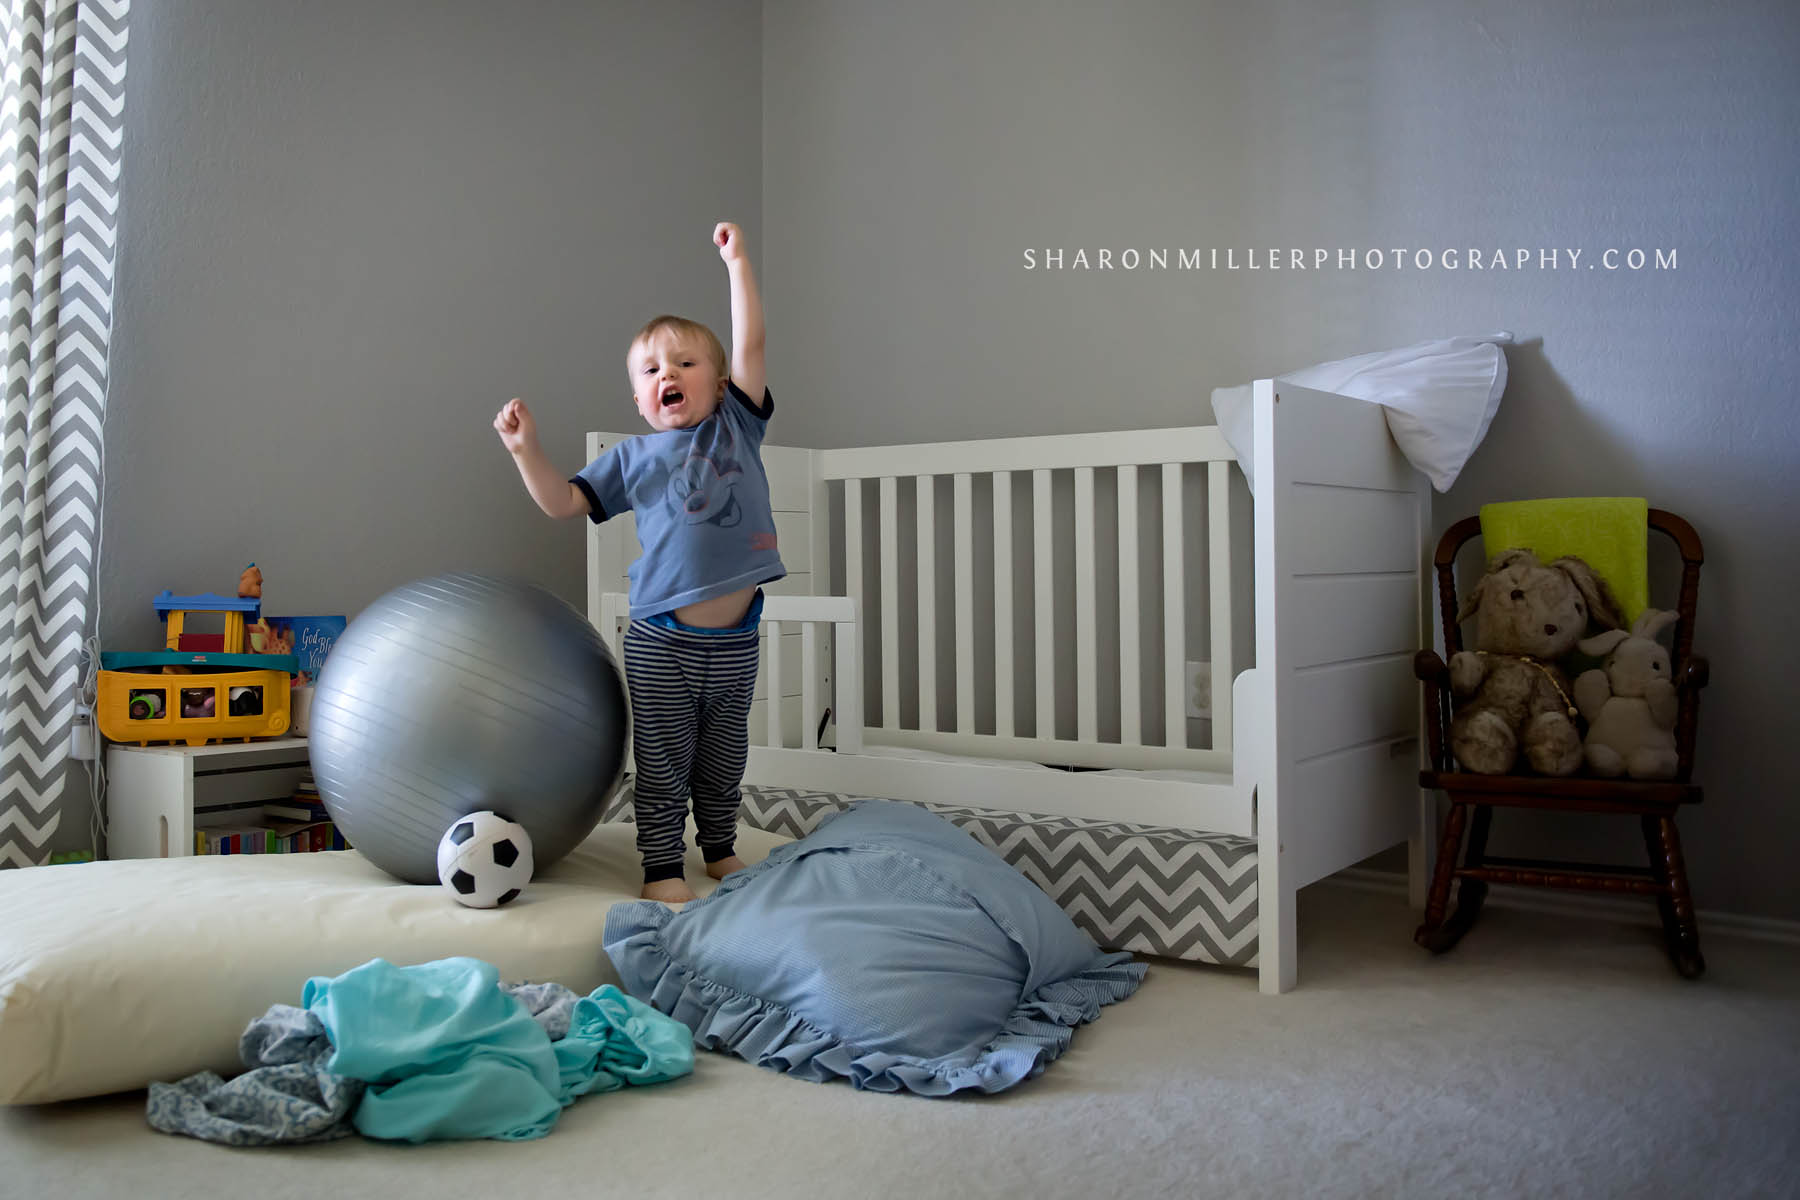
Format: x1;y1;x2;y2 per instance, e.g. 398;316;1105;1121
1573;608;1680;780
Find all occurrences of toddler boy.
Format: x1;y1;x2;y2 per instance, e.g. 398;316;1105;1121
494;222;782;902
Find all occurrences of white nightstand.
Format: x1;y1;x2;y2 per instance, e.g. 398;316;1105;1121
105;738;312;859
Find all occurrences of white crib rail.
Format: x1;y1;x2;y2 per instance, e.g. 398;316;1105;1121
758;595;863;753
819;425;1238;773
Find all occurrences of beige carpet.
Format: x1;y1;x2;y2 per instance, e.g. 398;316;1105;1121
5;884;1797;1200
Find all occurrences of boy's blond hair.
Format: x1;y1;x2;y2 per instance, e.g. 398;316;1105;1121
628;315;728;382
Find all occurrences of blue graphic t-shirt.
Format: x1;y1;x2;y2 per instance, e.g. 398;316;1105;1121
572;380;787;619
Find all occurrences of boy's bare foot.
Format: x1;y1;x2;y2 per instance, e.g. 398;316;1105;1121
641;877;695;904
706;855;747;881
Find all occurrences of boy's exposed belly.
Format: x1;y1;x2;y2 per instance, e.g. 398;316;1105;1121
672;585;757;628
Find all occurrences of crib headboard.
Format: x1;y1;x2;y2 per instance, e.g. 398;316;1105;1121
586;424;1246;776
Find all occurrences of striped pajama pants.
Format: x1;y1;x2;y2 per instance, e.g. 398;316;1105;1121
621;615;762;883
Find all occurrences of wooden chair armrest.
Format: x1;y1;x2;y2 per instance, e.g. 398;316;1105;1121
1414;650;1453;772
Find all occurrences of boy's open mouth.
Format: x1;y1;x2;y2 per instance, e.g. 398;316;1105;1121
660;390;685;406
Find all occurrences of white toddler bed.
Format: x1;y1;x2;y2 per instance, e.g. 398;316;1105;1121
587;380;1432;993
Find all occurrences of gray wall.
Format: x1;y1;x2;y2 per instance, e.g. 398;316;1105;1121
102;0;761;645
763;1;1800;920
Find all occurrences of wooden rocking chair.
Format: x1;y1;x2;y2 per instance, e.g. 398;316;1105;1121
1413;509;1710;978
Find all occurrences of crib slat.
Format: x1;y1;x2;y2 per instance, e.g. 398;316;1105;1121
954;472;974;734
834;599;863;754
1208;459;1234;751
1118;465;1141;746
1033;468;1054;741
801;622;819;750
917;475;936;733
1075;466;1097;744
808;449;832;740
880;476;899;729
844;479;865;737
994;471;1015;738
1163;463;1185;748
765;619;784;747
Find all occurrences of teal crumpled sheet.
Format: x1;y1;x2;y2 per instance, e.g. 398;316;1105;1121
148;956;693;1144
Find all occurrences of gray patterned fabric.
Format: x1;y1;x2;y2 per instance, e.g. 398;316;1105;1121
0;0;129;866
146;1006;363;1146
604;779;1259;968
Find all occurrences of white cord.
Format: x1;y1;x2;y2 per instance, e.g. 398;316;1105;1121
79;422;108;854
79;629;105;852
79;226;116;858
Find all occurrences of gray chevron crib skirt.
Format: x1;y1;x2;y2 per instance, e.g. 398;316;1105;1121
605;782;1258;968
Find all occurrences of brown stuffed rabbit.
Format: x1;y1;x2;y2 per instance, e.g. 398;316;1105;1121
1449;549;1623;775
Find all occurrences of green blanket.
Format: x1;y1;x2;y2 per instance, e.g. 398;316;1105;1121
1479;497;1648;623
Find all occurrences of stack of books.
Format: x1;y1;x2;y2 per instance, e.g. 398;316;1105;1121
190;769;351;854
281;768;325;815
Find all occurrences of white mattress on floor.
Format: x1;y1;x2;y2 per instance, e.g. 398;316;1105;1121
0;820;790;1105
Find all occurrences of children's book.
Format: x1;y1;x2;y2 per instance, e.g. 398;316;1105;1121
248;615;347;685
262;800;330;823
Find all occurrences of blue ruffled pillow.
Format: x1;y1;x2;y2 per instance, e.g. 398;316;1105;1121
603;800;1145;1095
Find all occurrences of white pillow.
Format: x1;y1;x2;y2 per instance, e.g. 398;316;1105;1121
1209;383;1256;489
0;821;789;1105
1210;333;1512;493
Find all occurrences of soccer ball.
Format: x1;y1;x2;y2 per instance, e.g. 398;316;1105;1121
436;811;535;908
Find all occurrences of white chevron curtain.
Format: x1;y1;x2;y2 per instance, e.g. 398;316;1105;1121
1;0;127;866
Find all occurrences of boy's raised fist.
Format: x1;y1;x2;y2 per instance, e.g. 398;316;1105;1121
714;222;744;262
493;397;538;455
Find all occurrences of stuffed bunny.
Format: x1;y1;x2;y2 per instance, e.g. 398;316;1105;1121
1449;549;1623;776
1573;608;1680;780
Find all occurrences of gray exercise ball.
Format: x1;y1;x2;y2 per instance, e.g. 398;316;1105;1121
308;572;628;885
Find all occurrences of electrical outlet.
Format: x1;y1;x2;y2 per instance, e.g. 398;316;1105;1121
1184;660;1212;720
